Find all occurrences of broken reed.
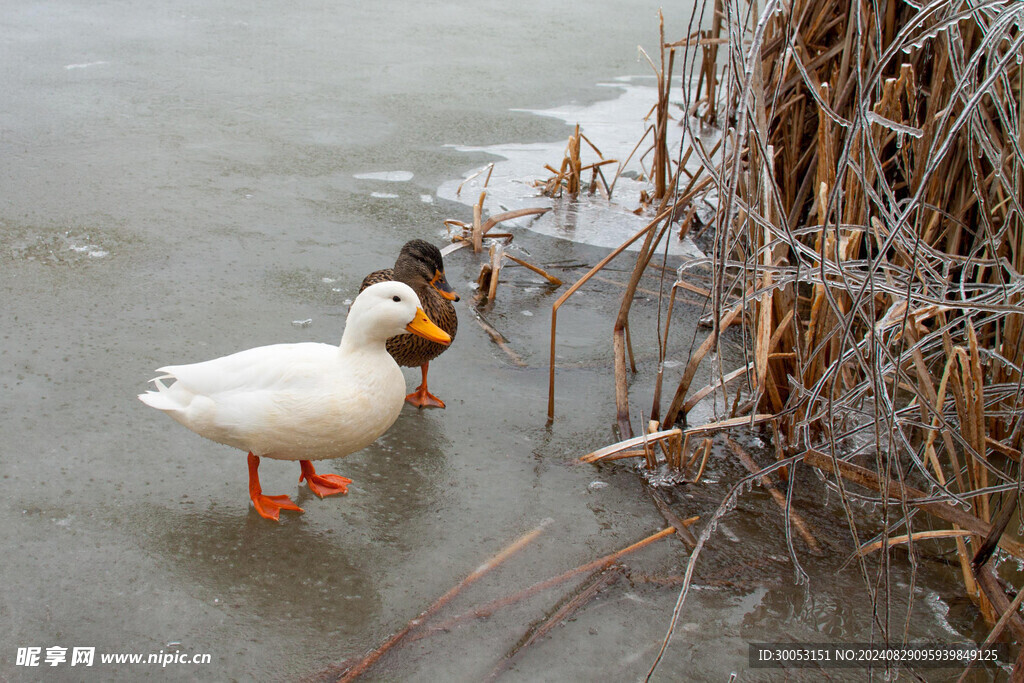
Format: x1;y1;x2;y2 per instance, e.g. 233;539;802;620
549;1;1024;665
538;123;619;199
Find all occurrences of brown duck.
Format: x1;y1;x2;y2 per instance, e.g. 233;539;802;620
360;239;459;408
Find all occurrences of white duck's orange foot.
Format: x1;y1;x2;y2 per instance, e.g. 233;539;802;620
299;460;352;498
248;452;304;521
252;493;303;521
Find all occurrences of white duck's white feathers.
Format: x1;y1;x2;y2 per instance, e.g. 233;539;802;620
139;281;424;461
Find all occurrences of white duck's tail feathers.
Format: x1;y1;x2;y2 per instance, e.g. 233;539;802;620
138;391;175;411
138;374;181;411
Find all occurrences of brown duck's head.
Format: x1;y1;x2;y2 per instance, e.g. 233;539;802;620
393;239;460;302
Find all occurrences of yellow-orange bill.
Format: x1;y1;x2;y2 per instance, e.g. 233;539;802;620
406;307;451;345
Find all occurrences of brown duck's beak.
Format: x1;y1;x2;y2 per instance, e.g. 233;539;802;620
406;307;451;345
430;270;460;302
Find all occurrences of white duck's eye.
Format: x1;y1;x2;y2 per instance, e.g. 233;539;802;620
392;295;401;302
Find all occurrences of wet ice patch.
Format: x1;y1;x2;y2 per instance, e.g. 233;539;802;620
3;224;127;265
640;464;689;488
69;243;108;258
438;77;715;257
354;171;414;182
66;233;109;258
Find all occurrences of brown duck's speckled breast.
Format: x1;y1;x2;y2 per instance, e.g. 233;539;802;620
360;268;458;368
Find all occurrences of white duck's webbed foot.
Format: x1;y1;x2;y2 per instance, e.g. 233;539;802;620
299;460;352;498
248;452;303;521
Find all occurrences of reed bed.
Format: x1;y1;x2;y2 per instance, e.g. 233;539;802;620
544;1;1024;677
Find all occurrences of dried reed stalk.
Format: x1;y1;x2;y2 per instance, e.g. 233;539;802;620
472;191;485;254
485;567;624;681
485;242;502;302
334;519;549;682
446;204;550;255
724;436;823;555
648;489;699;548
409;526;681;641
473;314;526;367
956;584;1024;682
540;124;618;198
502;253;563;286
479;207;551;235
855;529;975;558
580;429;682;464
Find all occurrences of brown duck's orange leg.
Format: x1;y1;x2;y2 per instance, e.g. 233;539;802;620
406;362;445;409
248;452;303;521
299;460;352;498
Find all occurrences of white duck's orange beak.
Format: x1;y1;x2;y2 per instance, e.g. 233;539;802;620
406;307;451;345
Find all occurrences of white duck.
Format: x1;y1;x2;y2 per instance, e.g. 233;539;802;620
139;281;451;521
